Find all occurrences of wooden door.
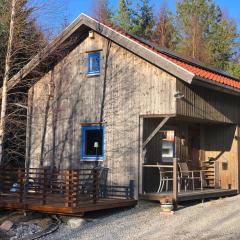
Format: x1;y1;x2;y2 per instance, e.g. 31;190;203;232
188;127;201;169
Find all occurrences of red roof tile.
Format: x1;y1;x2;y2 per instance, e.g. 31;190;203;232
103;22;240;90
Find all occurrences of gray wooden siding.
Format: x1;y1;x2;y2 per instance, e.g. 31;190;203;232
176;80;240;123
27;32;177;189
203;125;238;189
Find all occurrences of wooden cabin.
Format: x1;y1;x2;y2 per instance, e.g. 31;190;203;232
1;14;240;214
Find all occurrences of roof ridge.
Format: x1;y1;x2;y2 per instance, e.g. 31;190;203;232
103;24;239;82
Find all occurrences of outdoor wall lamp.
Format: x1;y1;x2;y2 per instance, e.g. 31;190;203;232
174;91;185;99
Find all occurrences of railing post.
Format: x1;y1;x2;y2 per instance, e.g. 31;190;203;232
18;169;23;203
129;180;135;199
65;170;71;207
173;158;178;209
42;169;47;205
93;168;99;203
0;168;2;195
72;170;78;208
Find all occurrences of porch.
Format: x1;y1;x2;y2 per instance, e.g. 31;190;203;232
140;116;239;205
0;168;137;216
141;189;237;202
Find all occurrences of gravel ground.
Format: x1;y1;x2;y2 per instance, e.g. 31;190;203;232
43;195;240;240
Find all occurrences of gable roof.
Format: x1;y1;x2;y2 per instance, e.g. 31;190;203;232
6;13;240;96
101;18;240;91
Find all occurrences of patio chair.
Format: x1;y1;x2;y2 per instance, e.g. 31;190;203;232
178;161;203;192
158;167;172;192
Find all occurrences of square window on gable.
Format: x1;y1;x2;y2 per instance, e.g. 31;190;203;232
88;51;101;75
81;125;104;161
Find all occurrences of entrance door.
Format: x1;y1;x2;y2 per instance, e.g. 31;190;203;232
188;127;201;169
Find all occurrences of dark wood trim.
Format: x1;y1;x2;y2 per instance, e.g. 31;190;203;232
142;117;170;149
140;189;237;202
237;126;240;193
173;158;178;205
139;114;176;118
192;77;240;96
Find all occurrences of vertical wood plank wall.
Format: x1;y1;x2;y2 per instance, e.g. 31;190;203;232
27;32;177;193
176;80;240;190
203;125;238;189
176;80;239;123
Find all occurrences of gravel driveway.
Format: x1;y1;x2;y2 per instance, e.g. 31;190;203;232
43;195;240;240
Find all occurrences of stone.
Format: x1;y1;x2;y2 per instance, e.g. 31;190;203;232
67;218;86;229
0;220;14;231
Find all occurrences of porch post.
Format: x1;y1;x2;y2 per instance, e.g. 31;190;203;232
237;126;240;193
138;117;144;197
173;157;178;208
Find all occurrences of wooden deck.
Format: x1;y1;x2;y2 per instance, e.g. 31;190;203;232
0;193;137;216
0;168;137;216
140;189;238;202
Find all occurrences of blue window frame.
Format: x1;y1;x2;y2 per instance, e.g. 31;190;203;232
88;52;101;75
81;125;104;160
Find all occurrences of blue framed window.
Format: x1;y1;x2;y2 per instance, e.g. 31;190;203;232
88;52;101;75
81;125;104;160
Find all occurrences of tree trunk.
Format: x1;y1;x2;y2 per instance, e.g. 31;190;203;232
0;0;16;165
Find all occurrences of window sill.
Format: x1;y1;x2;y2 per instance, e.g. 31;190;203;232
81;158;104;161
87;73;100;78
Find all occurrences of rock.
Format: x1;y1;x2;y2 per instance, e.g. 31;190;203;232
0;220;14;231
67;218;86;229
10;223;41;240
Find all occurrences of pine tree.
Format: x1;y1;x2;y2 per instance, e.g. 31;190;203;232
227;61;240;78
206;13;237;70
131;0;154;39
176;0;212;60
152;2;177;49
116;0;133;32
176;0;237;70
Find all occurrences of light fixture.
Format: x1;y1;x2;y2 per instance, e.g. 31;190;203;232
174;91;185;99
89;30;95;39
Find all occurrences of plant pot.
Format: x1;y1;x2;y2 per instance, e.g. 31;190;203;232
161;203;174;212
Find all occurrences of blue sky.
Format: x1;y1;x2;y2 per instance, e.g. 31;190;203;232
36;0;240;35
64;0;239;23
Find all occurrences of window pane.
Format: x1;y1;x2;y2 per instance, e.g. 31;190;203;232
88;52;100;74
85;129;103;156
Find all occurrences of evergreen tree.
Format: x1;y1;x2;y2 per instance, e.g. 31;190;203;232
227;61;240;79
152;2;177;49
206;14;237;70
116;0;133;32
176;0;237;70
131;0;154;39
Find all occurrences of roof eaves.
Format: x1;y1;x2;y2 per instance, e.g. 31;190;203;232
193;75;240;96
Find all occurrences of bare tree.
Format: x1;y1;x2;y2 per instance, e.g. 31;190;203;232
152;1;177;50
0;0;69;167
0;0;16;165
92;0;112;24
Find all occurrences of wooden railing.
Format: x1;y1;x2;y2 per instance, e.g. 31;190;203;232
104;180;134;199
0;168;101;207
143;158;220;205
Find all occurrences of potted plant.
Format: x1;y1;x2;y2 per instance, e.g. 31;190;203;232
161;197;174;212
